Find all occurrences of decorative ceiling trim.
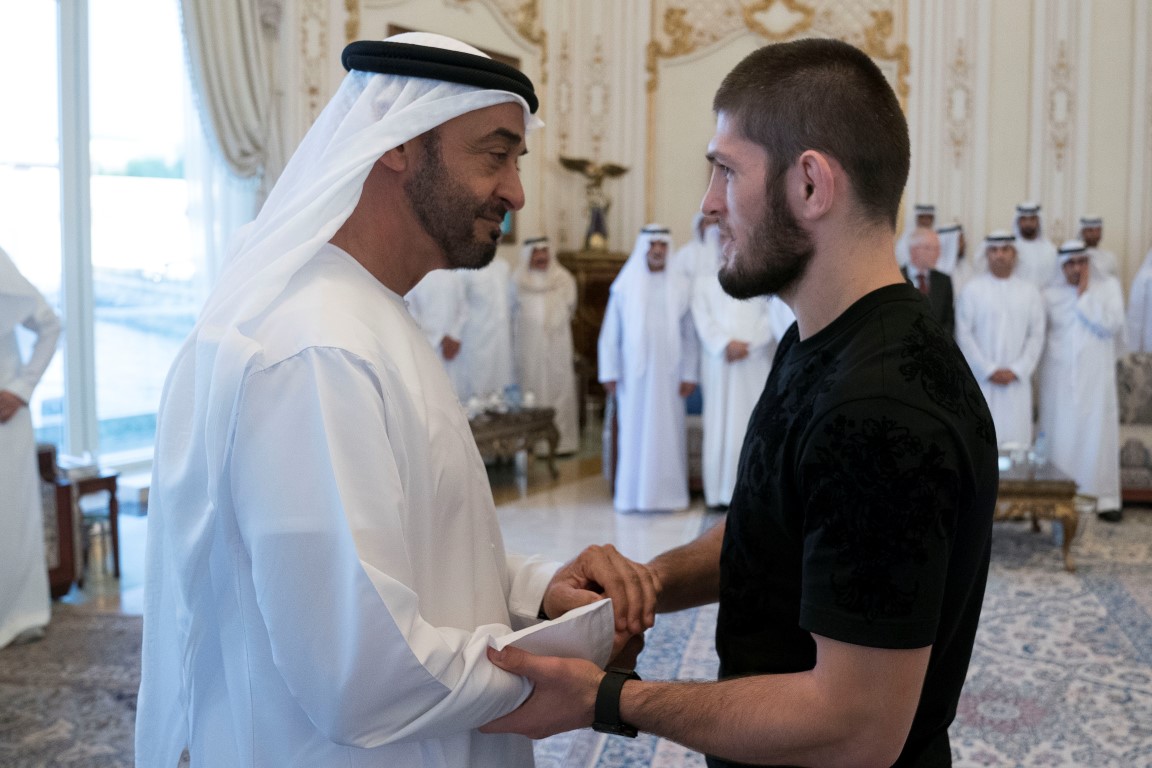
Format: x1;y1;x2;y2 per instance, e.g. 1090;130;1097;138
741;0;817;41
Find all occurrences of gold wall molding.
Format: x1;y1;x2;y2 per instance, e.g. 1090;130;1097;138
946;39;972;168
1047;40;1074;174
348;1;548;79
301;0;328;124
646;1;908;100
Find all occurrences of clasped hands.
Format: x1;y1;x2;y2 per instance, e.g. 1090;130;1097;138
482;544;658;738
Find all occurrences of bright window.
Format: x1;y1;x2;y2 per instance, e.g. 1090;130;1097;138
0;0;217;466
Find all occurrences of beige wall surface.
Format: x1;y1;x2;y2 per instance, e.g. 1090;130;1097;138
278;0;1152;287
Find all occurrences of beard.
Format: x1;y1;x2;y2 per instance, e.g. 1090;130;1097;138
718;169;815;299
403;133;507;269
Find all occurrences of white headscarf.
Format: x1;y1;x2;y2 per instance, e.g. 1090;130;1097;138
142;32;543;746
609;224;689;380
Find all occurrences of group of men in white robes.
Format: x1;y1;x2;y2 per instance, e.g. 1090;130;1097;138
953;222;1126;522
406;237;582;455
598;219;794;513
1;245;61;649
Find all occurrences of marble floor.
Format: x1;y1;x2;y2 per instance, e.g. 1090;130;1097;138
62;423;708;617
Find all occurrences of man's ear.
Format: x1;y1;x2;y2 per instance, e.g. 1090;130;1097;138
794;150;835;220
379;141;411;172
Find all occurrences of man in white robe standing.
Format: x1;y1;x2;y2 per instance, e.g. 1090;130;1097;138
1127;246;1152;352
512;236;580;455
599;224;699;513
0;245;60;649
955;231;1045;449
1038;239;1125;522
1012;201;1059;287
459;255;516;399
406;268;470;400
1080;214;1119;277
691;220;793;508
136;33;658;768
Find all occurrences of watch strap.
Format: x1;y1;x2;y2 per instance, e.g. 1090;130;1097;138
593;667;641;737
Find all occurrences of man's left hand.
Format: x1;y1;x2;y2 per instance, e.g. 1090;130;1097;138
679;382;697;398
542;544;659;654
480;645;603;739
0;390;26;424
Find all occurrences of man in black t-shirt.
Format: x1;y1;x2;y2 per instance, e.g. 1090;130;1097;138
482;38;997;768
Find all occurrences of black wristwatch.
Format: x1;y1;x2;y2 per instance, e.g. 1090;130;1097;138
592;667;641;737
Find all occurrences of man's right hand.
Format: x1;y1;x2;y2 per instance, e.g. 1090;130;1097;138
725;340;750;362
989;369;1018;385
541;544;659;657
0;390;26;424
602;381;617;395
441;336;462;360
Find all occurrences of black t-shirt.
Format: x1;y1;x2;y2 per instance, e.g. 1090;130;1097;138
709;283;998;768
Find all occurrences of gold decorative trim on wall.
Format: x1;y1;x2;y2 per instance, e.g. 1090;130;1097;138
645;1;907;99
1047;40;1073;174
301;0;328;124
946;38;972;168
345;0;360;43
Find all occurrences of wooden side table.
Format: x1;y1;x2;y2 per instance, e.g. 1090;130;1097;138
996;461;1079;572
470;408;560;479
73;471;121;580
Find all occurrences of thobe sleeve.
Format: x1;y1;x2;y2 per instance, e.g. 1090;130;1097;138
504;552;559;629
597;291;623;383
679;306;700;384
1008;289;1046;380
6;291;61;403
954;287;996;381
1076;278;1126;339
689;279;731;357
230;348;532;746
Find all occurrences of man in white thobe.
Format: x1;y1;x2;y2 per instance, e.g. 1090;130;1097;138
0;245;60;649
137;33;657;768
955;231;1045;449
671;212;716;279
1038;239;1125;522
935;222;963;276
406;268;470;400
1127;246;1152;352
691;221;793;508
1012;201;1059;288
894;203;935;268
1080;214;1119;277
512;236;580;455
459;255;516;399
599;224;699;513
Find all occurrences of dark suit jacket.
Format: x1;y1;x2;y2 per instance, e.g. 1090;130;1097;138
901;266;955;336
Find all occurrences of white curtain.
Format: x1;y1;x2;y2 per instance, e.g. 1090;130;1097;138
180;0;286;192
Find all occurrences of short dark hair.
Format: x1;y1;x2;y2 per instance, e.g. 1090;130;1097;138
713;37;909;230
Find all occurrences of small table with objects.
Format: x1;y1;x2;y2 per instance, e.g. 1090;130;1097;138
469;407;560;479
996;460;1080;572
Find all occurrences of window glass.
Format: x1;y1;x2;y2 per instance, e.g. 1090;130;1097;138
89;0;202;457
0;2;66;447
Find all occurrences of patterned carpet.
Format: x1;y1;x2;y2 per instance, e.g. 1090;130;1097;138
2;512;1148;767
0;605;140;768
537;510;1152;768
